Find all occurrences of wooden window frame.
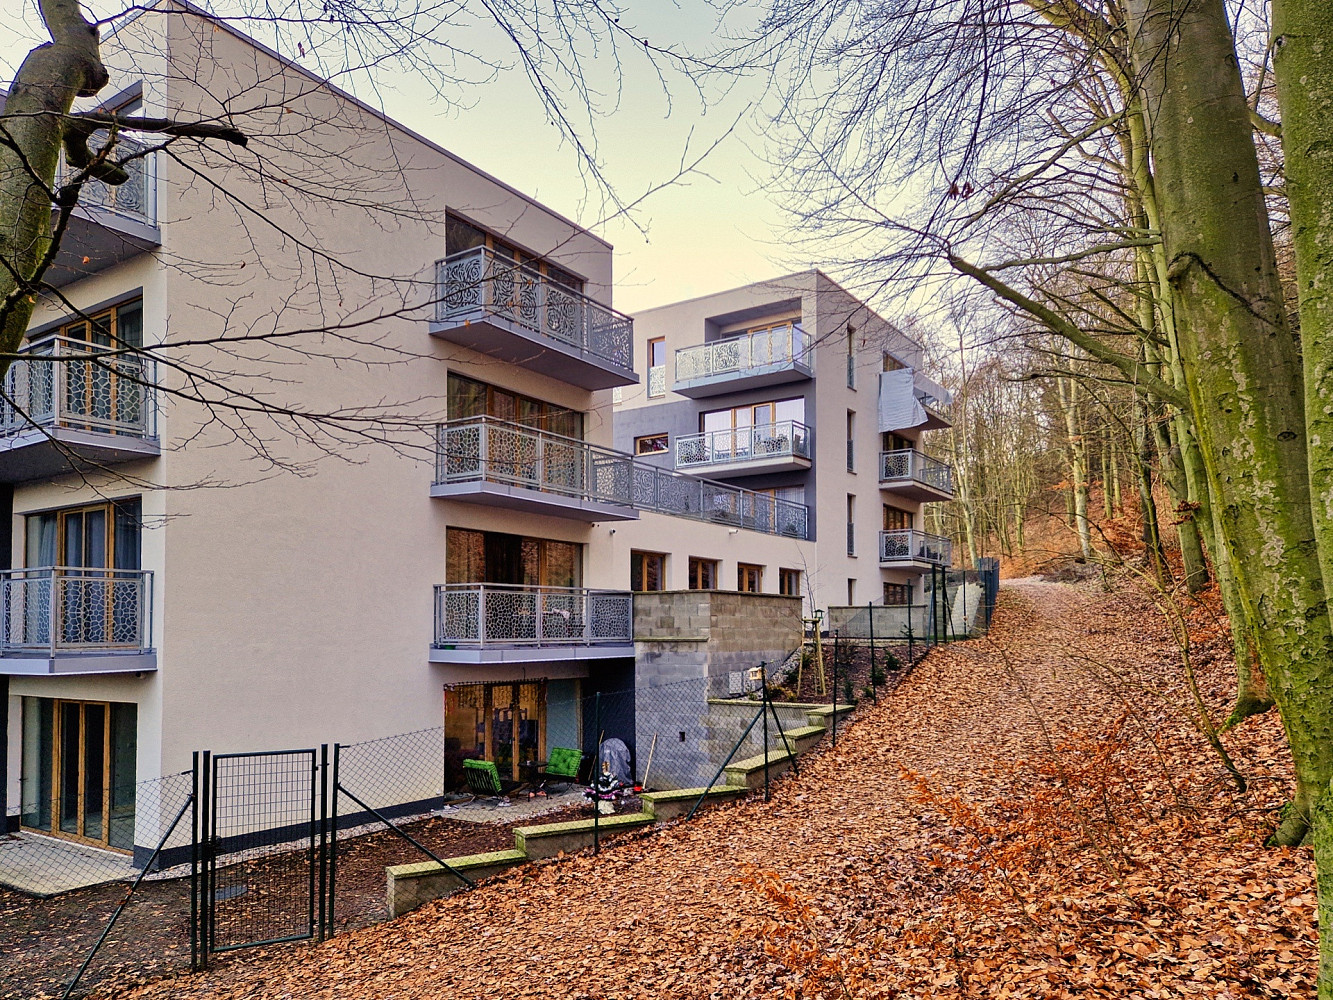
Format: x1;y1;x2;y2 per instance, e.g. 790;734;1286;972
688;557;718;590
737;563;763;593
779;568;802;597
630;550;666;592
445;213;586;293
634;433;669;456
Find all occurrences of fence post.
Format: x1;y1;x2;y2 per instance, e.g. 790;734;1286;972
760;662;770;803
190;751;199;972
593;691;601;855
907;593;914;664
831;631;839;748
328;743;340;939
200;749;211;966
317;743;328;942
866;601;877;703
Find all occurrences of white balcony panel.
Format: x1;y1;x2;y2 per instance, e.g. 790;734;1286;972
878;369;953;432
431;247;637;390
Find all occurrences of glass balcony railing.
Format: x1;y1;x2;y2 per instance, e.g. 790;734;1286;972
674;421;812;471
436;247;634;372
436;416;811;539
434;583;632;648
879;530;951;566
673;323;811;386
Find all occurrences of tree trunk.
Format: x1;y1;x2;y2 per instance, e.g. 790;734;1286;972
1133;388;1171;588
1058;376;1092;558
1126;0;1333;851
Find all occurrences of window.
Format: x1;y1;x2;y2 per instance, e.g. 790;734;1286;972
737;563;763;593
779;568;802;597
847;579;857;604
647;337;667;397
883;352;907;372
883;505;913;531
445;214;585;292
847;495;857;555
688;557;718;590
882;432;912;451
631;551;666;591
447;373;584;439
847;327;857;388
635;433;669;456
51;298;143;349
846;410;857;471
883;583;912;605
701;397;805;435
26;498;141;570
446;528;581;588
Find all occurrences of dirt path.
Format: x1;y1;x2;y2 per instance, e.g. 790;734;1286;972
98;581;1315;999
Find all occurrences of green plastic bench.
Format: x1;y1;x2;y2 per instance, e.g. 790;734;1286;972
462;758;514;800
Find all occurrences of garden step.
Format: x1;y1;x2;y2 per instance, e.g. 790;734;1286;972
640;785;748;821
514;811;656;860
386;848;527;918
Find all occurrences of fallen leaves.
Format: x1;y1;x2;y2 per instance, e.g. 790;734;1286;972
102;580;1314;999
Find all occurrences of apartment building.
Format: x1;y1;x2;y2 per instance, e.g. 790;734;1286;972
613;273;954;613
0;5;811;855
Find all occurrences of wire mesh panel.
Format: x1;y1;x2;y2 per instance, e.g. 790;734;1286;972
208;750;318;952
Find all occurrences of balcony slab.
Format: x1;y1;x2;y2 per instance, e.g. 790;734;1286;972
878;478;955;503
430;313;637;390
428;646;635;679
678;454;812;478
48;208;160;287
0;426;160;484
429;479;639;521
672;361;813;399
0;650;157;676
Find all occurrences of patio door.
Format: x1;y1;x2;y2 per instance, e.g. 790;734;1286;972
444;681;547;785
20;697;138;850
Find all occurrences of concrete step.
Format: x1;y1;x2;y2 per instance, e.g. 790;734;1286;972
514;811;656;860
639;785;749;822
724;748;797;789
386;848;527;918
806;703;855;729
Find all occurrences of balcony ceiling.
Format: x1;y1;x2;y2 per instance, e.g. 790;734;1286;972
0;428;160;484
47;208;160;287
429;479;640;521
878;479;954;503
430;314;638;390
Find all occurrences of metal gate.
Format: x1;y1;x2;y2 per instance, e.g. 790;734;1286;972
193;748;329;966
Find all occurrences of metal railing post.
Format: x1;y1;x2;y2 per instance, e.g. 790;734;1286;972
831;631;839;748
761;662;770;803
867;601;877;703
477;585;487;646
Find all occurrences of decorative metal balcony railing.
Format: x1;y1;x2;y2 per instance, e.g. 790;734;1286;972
434;583;632;647
879;529;952;566
436;416;811;539
436;247;634;371
0;567;153;653
0;335;157;441
674;420;812;471
674;323;811;384
915;389;952;426
879;449;954;494
58;135;155;223
647;364;666;398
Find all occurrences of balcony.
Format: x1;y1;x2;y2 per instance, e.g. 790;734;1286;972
430;583;634;665
879;449;955;502
432;247;637;390
879;530;951;568
433;416;812;539
674;421;812;478
0;567;155;675
878;368;953;432
672;323;813;398
50;137;160;287
433;416;641;521
0;336;159;482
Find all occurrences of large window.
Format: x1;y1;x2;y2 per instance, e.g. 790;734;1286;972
51;298;143;349
779;568;802;597
647;337;666;397
447;528;581;588
630;551;666;592
737;563;763;593
700;397;805;435
883;505;913;531
26;498;141;570
688;557;718;590
21;697;137;850
447;373;583;439
846;410;857;471
445;214;584;292
884;583;912;605
847;495;857;556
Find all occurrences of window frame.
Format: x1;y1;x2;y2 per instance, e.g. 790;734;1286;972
688;556;718;590
737;563;763;593
634;433;669;456
630;550;666;592
779;568;802;597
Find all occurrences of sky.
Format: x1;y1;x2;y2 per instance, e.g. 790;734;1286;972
2;2;805;316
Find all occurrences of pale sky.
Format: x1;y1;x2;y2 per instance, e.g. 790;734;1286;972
2;2;803;315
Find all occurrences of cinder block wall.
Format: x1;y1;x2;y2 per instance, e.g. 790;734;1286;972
632;591;803;789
